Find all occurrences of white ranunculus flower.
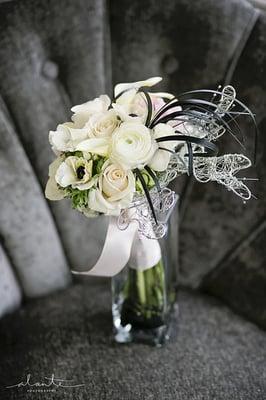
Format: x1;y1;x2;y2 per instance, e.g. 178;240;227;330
49;122;88;153
110;122;158;169
88;162;135;216
85;109;119;139
45;157;65;200
148;123;177;172
55;156;95;190
71;95;111;128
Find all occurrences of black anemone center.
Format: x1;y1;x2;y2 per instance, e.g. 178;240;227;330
77;166;85;179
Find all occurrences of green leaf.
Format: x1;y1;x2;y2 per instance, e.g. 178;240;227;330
64;187;90;209
65;150;83;158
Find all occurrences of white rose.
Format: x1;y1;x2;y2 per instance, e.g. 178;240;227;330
148;123;177;172
110;122;157;169
88;162;135;216
71;95;111;128
55;156;95;190
101;163;134;200
49;122;88;153
45;157;65;200
85;109;119;139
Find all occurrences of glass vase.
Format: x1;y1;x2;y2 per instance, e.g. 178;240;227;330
112;201;179;346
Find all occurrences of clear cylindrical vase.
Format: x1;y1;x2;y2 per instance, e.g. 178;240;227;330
112;201;179;346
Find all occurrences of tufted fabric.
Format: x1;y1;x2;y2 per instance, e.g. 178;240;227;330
0;0;265;332
0;96;70;297
0;0;111;314
201;10;266;329
111;0;257;90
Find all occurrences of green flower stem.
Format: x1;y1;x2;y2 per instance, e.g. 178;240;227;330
121;258;166;329
135;269;147;305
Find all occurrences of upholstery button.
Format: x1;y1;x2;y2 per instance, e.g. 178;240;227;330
162;55;179;74
42;60;59;79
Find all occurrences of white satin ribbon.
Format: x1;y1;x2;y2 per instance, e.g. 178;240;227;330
71;217;161;277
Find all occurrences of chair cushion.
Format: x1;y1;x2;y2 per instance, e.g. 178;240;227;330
0;281;265;399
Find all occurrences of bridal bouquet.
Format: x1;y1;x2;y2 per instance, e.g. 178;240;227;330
45;77;256;345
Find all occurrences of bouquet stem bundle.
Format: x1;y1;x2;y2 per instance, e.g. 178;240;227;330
120;260;166;329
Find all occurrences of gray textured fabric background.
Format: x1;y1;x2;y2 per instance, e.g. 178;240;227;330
0;0;264;328
0;0;265;398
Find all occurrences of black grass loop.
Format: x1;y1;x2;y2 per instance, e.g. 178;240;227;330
138;89;153;127
186;142;193;176
144;165;162;209
156;135;218;156
135;168;158;224
176;89;258;163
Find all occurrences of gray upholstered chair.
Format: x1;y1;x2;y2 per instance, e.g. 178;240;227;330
0;0;265;398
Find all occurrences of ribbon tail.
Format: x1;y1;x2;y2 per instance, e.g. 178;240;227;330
71;217;138;277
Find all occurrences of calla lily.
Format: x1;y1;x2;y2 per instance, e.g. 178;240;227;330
45;158;65;200
151;92;175;100
49;123;88;153
114;77;162;99
113;78;174;123
76;138;110;156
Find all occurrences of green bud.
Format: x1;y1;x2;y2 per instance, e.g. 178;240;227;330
135;169;155;194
